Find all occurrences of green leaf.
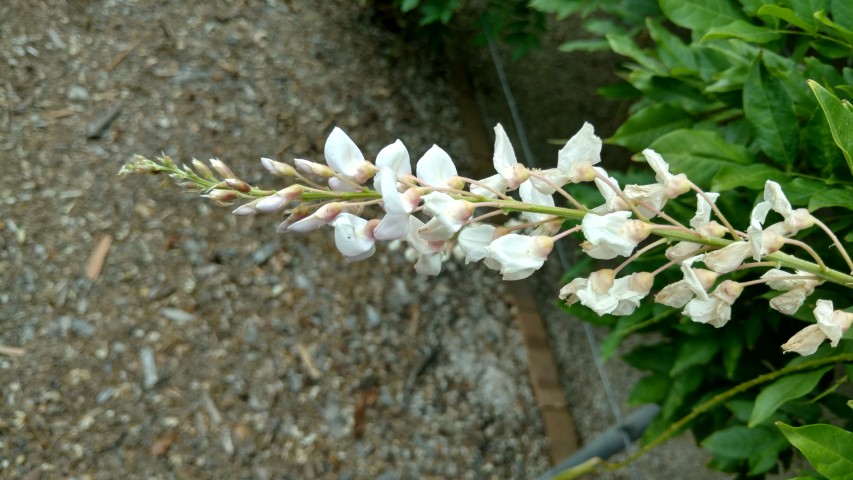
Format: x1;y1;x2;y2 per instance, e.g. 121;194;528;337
804;106;846;178
661;367;704;419
608;104;692;151
606;34;667;75
701;425;778;459
529;0;589;19
777;422;853;480
660;0;747;33
744;56;799;167
808;187;853;211
670;337;720;376
809;80;853;175
648;129;754;187
749;367;832;427
833;0;853;31
400;0;420;12
815;10;853;44
712;163;789;191
757;5;818;33
558;39;611;53
646;17;697;71
702;20;782;43
628;372;671;405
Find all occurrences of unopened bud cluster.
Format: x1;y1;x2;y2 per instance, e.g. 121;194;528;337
121;123;853;356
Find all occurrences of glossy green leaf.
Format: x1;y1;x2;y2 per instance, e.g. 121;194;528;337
702;20;782;43
648;129;754;187
608;104;692;151
712;163;790;191
808;187;853;211
660;0;746;33
756;5;818;33
809;80;853;175
744;57;799;167
749;367;832;427
777;422;853;480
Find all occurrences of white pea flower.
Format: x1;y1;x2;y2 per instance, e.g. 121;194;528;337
746;200;785;261
556;122;602;183
581;211;651;260
374;168;420;241
702;241;752;274
666;192;723;260
332;213;377;261
782;300;853;355
406;216;445;276
457;224;496;264
416;145;462;190
288;202;343;232
519;180;559;236
324;127;377;184
763;181;814;234
471;124;528;198
374;140;411;184
682;280;743;328
610;272;655;316
761;269;822;315
418;192;474;242
560;269;618;315
528;167;571;195
260;157;296;177
590;167;629;214
655;255;716;308
623;149;690;218
485;234;554;281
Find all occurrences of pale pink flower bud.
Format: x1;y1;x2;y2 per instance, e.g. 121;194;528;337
295;159;336;178
260;157;296;177
224;178;251;193
256;185;304;213
287;202;343;232
206;189;239;203
232;199;260;216
276;207;310;233
209;158;235;178
192;159;215;180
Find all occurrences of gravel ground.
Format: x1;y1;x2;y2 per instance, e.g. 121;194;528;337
1;1;549;478
1;1;739;479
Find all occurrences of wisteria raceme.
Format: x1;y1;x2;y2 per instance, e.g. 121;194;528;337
120;122;853;356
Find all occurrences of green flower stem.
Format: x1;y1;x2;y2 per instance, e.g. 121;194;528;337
595;353;853;478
